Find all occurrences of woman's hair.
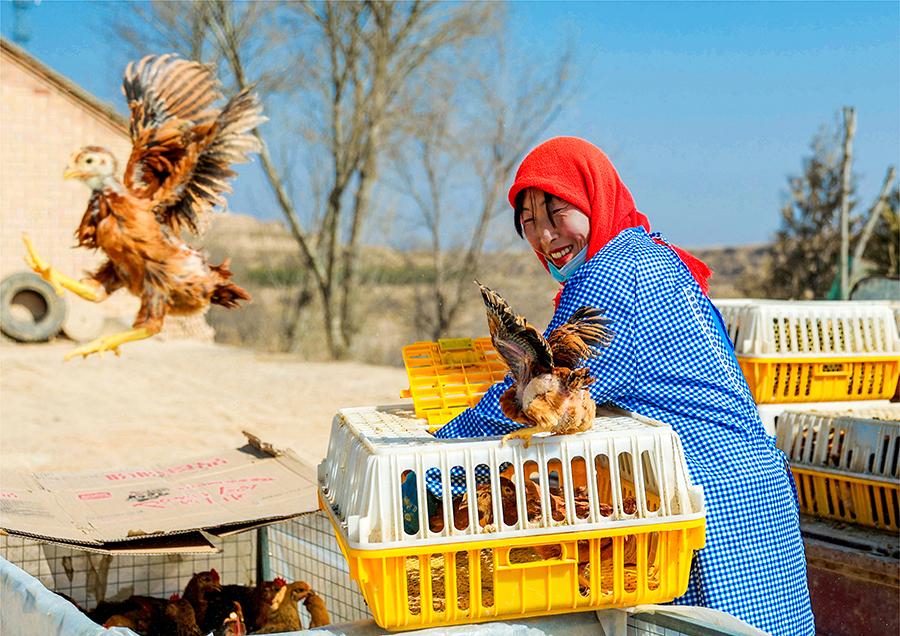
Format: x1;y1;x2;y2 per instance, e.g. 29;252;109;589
513;189;559;238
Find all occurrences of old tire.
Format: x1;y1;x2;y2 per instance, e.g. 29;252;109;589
0;272;67;342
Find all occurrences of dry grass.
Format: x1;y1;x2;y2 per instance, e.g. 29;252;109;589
201;214;771;365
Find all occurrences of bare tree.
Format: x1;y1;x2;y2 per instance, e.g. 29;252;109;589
388;36;578;340
111;0;501;358
110;1;213;63
851;166;898;281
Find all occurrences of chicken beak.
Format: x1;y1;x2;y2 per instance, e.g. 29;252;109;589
63;168;81;180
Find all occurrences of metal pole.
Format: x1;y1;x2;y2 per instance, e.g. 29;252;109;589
839;107;856;300
257;526;271;584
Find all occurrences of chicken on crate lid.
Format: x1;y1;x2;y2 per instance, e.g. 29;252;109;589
317;404;706;630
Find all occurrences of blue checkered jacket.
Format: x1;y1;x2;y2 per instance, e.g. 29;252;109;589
434;227;815;636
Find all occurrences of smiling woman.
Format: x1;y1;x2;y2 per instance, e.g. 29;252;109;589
516;190;591;281
435;136;816;636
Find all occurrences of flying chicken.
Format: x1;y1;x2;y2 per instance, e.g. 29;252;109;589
24;53;265;360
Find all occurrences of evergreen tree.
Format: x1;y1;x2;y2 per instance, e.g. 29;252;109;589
763;122;858;299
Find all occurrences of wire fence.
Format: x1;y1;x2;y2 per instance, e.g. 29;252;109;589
2;514;732;636
0;532;255;610
263;511;373;626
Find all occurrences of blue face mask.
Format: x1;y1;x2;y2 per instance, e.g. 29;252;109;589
547;245;589;282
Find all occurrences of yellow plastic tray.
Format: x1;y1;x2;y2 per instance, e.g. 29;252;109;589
738;354;899;404
792;466;899;532
324;501;704;631
401;338;508;430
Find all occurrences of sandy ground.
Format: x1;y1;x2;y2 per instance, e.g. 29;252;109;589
0;339;410;475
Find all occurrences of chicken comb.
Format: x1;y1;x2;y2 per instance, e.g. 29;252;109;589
210;568;220;580
169;593;180;601
273;577;287;587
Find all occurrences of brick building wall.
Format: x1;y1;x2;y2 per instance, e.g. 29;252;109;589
1;39;212;341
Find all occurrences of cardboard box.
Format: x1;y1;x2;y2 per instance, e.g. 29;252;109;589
0;432;319;554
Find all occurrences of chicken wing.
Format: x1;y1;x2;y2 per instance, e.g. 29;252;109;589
476;281;613;447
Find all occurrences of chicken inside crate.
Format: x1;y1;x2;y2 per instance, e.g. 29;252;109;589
317;404;706;630
32;563;312;634
0;528;333;634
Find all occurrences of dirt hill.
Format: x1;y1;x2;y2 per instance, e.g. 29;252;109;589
198;214;773;365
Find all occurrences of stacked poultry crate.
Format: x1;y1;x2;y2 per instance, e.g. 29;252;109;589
715;300;899;405
317;338;706;631
775;405;899;531
713;299;900;525
399;337;508;432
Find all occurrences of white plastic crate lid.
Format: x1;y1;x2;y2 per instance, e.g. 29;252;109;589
756;400;894;437
775;405;900;482
318;405;705;550
713;299;900;357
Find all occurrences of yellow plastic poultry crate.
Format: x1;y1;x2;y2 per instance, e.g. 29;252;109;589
318;404;706;631
714;300;900;404
776;405;900;531
400;338;508;431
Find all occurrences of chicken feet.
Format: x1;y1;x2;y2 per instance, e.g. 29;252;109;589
501;426;542;448
24;233;155;361
64;328;156;361
23;234;105;302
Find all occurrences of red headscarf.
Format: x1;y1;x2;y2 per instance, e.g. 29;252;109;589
508;136;711;296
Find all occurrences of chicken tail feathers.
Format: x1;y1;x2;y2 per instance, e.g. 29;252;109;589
568;306;614;348
210;259;252;309
565;366;596;391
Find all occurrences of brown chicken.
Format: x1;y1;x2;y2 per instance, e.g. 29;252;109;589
23;53;264;361
88;595;167;634
182;569;222;629
202;596;247;635
529;483;638;521
213;577;285;631
529;490;639;589
255;580;311;633
209;602;247;636
303;591;331;629
103;614;138;630
477;282;613;447
166;595;204;636
429;476;519;531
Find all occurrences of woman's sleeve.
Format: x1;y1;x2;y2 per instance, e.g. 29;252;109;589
551;238;638;405
433;376;522;438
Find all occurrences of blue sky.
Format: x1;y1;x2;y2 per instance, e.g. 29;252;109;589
2;0;898;248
